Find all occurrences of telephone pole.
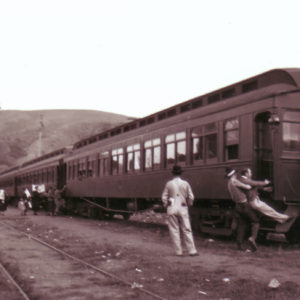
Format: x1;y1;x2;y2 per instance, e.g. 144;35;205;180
38;114;44;157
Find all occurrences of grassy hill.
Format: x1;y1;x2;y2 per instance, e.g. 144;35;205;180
0;110;134;172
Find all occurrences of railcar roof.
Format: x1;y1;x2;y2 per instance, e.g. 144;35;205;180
73;68;300;150
2;68;299;175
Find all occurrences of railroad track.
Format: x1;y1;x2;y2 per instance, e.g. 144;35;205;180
0;220;167;300
0;262;31;300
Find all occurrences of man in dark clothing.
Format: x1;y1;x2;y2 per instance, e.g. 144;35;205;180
31;187;41;215
54;185;66;215
226;167;260;251
45;186;55;216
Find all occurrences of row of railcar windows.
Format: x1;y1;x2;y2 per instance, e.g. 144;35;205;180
67;118;239;180
17;168;56;185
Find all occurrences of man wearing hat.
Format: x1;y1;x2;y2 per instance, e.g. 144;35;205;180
161;165;198;256
226;167;260;251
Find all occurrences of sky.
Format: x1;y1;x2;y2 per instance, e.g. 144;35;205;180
1;0;300;118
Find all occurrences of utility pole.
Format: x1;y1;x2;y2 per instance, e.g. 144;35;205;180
38;114;44;157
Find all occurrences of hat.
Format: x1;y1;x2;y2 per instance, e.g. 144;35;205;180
172;165;182;175
225;167;235;178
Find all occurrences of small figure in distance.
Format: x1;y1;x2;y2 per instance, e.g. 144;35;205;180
45;186;55;216
31;185;41;216
54;185;67;216
18;188;31;216
0;189;7;215
161;165;198;257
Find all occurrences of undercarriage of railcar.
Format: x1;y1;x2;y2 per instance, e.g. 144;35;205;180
63;196;161;220
190;197;300;243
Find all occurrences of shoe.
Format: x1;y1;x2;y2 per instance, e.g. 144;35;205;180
237;244;244;251
175;254;183;257
248;237;257;252
285;216;294;223
189;252;199;256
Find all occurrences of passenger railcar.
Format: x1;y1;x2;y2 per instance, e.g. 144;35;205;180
0;166;19;203
0;148;68;205
1;68;300;242
64;68;300;241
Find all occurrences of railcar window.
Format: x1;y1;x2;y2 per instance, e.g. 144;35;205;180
68;164;71;180
126;144;141;173
165;132;186;166
144;138;161;171
98;151;110;177
224;118;239;160
72;162;76;180
87;159;93;177
283;111;300;151
205;134;217;159
191;123;217;163
191;126;204;163
103;157;109;176
112;148;124;175
78;158;87;178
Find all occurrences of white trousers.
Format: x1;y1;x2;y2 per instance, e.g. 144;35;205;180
167;206;197;255
250;198;289;224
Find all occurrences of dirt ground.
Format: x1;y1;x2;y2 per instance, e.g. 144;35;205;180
0;207;299;300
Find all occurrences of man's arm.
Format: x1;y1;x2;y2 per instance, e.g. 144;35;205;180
239;176;268;187
232;177;251;190
161;183;170;208
186;183;195;206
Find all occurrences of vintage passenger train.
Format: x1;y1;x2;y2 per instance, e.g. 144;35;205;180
1;68;300;242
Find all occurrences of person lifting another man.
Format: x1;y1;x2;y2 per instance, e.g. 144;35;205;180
226;167;291;252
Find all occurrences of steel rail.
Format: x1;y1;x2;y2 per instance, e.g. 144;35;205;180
0;262;31;300
0;221;168;300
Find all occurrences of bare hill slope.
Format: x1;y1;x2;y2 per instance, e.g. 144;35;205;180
0;110;133;171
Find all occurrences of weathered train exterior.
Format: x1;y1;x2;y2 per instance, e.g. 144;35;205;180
1;68;300;241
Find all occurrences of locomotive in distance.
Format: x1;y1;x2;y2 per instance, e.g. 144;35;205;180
0;68;300;242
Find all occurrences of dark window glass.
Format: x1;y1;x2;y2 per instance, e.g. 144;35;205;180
112;148;123;175
165;132;186;166
224;118;239;160
205;134;217;159
242;81;258;93
283;123;300;151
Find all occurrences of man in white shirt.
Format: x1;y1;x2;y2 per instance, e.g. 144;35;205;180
161;165;198;256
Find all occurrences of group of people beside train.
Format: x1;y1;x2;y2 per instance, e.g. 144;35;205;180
0;189;8;215
161;164;292;256
18;184;66;216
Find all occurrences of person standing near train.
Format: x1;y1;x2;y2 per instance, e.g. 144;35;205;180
54;185;66;215
18;188;31;216
0;189;7;215
161;165;198;257
226;167;260;251
45;186;55;216
31;185;41;215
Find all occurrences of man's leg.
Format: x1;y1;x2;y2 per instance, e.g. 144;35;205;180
236;216;247;250
167;214;183;255
235;205;247;250
243;203;259;251
250;198;289;223
179;209;198;255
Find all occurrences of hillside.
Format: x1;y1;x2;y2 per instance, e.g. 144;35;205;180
0;110;134;172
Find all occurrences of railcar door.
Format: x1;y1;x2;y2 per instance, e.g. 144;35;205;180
254;112;273;181
57;159;67;189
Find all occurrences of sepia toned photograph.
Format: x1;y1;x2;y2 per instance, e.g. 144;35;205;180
0;1;300;299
